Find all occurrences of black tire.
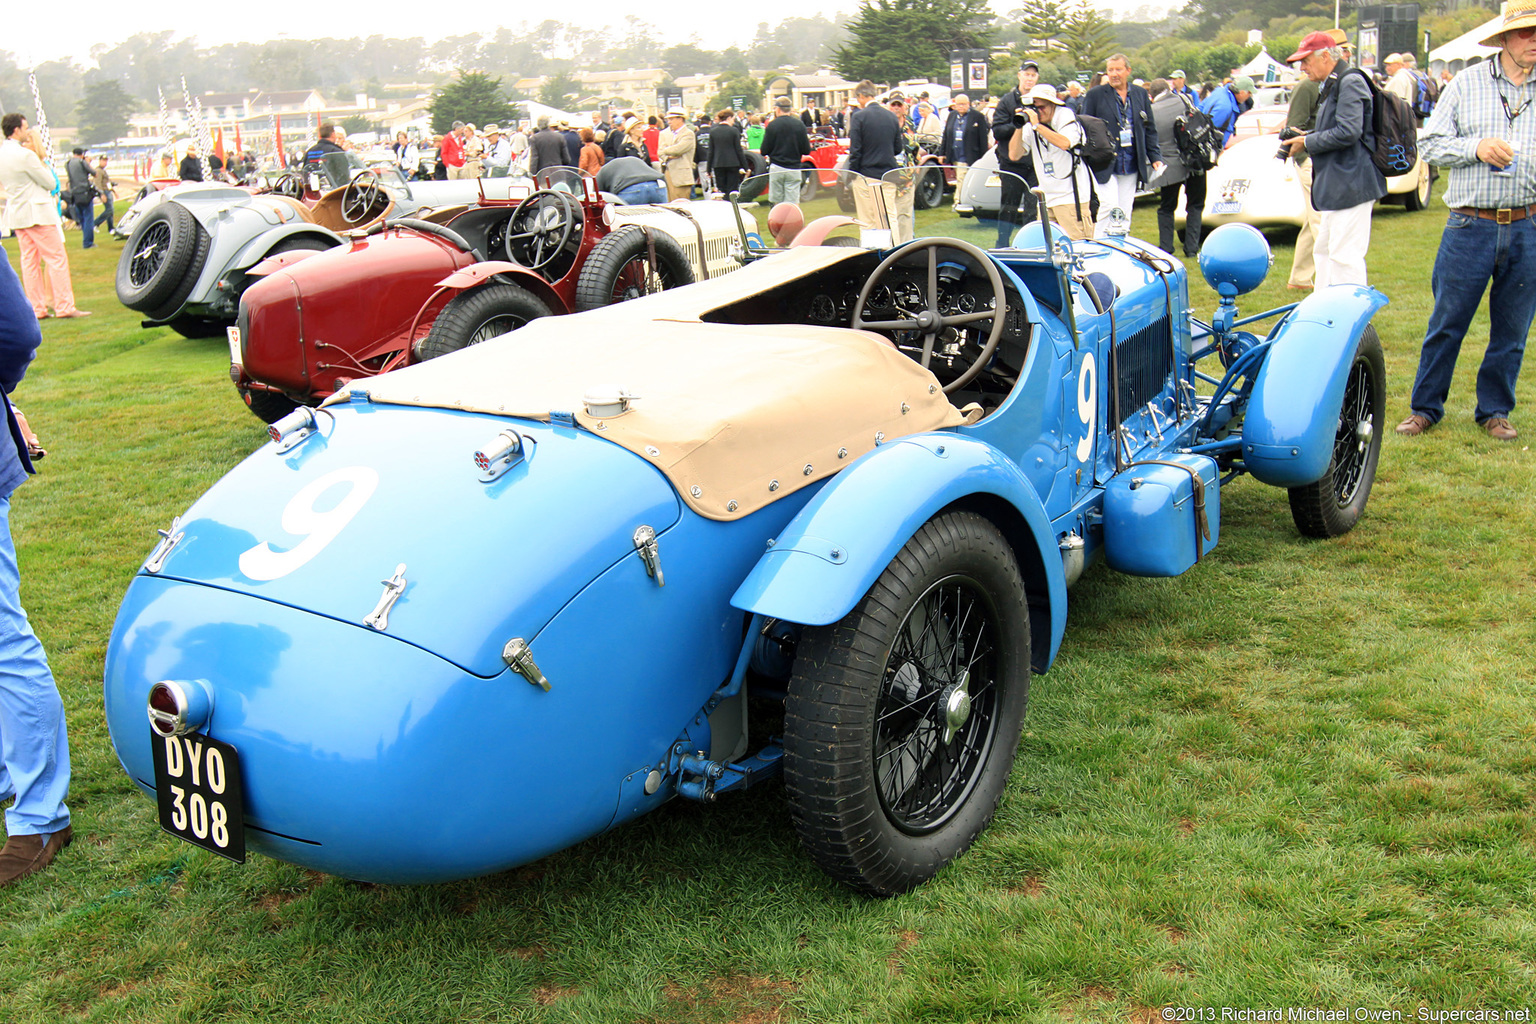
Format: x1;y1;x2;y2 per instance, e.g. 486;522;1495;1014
416;283;553;361
266;235;336;260
836;181;857;213
115;202;211;320
572;227;693;312
913;166;944;210
239;386;299;425
783;511;1031;896
738;153;769;202
1288;325;1385;538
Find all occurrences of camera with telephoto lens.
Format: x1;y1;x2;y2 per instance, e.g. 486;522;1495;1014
1275;126;1302;159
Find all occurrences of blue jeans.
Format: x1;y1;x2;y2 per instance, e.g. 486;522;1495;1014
73;203;95;248
0;497;70;837
615;181;666;205
1409;211;1535;424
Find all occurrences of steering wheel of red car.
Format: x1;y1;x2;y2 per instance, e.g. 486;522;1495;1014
507;189;580;273
340;172;385;225
850;237;1007;394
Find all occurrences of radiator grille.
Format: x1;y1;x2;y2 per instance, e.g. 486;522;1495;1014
1115;315;1173;419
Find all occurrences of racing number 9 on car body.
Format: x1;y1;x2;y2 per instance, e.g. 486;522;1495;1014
238;466;379;581
1076;351;1098;464
151;731;246;862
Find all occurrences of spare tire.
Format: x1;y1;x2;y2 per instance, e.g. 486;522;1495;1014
572;226;693;312
415;283;553;361
116;202;211;321
737;152;769;202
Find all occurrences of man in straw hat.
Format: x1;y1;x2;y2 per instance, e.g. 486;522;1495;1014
1394;1;1536;442
1279;30;1386;289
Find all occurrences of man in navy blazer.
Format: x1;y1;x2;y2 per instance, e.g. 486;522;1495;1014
939;94;988;208
1082;54;1164;236
1280;32;1386;287
847;80;903;179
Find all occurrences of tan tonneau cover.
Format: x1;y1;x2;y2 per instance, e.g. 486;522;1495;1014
338;308;962;520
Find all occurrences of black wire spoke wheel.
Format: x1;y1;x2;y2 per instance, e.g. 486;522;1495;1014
1287;324;1385;538
875;577;1001;833
415;283;554;362
129;221;170;287
783;511;1030;896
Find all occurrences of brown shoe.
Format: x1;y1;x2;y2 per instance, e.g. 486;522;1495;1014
0;826;73;888
1483;416;1518;441
1395;413;1433;436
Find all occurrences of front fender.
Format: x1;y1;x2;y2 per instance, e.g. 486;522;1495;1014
730;433;1067;672
440;261;564;315
1243;285;1388;487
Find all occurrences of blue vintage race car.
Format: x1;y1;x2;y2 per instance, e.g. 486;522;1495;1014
103;172;1386;896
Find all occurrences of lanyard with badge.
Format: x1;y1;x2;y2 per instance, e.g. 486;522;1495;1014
1495;60;1531;126
1118;94;1134;149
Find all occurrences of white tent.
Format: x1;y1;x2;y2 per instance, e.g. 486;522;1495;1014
1428;14;1500;74
518;100;586;129
1238;48;1300;84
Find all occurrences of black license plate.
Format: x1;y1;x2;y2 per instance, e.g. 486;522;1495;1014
150;731;246;863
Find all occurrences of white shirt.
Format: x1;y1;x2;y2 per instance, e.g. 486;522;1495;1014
1022;108;1092;209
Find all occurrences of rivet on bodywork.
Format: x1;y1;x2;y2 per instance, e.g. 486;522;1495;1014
875;431;886;444
690;485;703;498
837;447;848;459
726;500;739;512
929;384;938;394
768;480;780;492
802;464;813;476
645;445;660;457
901;402;910;414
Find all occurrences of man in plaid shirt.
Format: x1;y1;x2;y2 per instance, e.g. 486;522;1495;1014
1396;1;1536;442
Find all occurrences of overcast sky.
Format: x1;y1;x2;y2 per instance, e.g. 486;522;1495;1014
9;0;1169;68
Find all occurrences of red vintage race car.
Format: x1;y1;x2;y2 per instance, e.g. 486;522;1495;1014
231;171;755;422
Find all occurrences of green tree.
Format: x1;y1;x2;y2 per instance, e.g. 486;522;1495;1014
1059;0;1119;73
662;44;719;78
538;73;581;110
75;79;137;146
832;0;993;85
431;70;517;135
707;74;766;113
1016;0;1066;54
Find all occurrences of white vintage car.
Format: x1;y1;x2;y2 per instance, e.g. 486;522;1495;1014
1178;130;1433;230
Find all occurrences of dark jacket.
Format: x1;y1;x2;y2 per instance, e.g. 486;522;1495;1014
990;88;1038;184
1082;82;1162;185
529;128;571;174
65;156;92;202
0;255;41;496
761;113;811;169
562;129;582;166
848;102;903;177
1306;63;1387;211
706;123;744;169
596;156;663;193
940;108;989;166
178;155;203;181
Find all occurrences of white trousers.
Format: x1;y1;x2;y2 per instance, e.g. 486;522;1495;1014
1094;172;1139;236
1313;200;1374;288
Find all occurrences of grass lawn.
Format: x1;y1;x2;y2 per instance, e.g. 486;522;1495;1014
1;184;1533;1023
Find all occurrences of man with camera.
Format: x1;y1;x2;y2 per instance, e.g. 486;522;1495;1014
991;60;1043;248
1280;32;1386;289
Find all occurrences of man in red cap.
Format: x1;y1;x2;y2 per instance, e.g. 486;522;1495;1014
1280;31;1386;288
1394;0;1536;442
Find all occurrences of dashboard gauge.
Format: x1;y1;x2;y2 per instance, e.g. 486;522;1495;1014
867;284;894;309
808;293;838;323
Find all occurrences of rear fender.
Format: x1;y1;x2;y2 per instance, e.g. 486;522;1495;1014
1243;285;1387;487
230;224;343;273
438;261;564;313
730;434;1067;672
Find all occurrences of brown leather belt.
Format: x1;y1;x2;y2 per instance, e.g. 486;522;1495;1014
1454;204;1536;224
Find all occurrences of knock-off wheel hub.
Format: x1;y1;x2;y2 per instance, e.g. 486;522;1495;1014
941;674;972;745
